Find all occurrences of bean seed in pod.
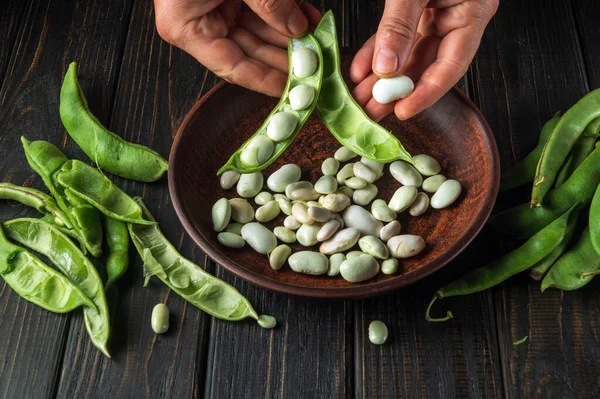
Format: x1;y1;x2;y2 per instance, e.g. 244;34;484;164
284;215;301;230
292;48;318;78
220;171;240;190
273;226;296;243
288;84;315;111
368;320;388;345
267;112;297;142
372;75;414;104
360;158;385;179
241;223;277;254
288;251;328;275
269;244;292;270
211;197;231;232
225;223;243;235
217;232;246;248
389;186;418;213
276;197;292;216
256;201;280;223
229;198;255;223
353;162;377;183
254;191;274;205
319;227;361;255
371;199;387;211
290;187;321;201
296;223;322;246
372;205;397;222
314;175;338;194
422;174;447;193
346;250;365;259
342;205;383;236
151;303;169;334
285;181;313;198
340;254;380;283
334;146;358;162
240;135;275;166
409;192;430;217
431;180;462;209
267;164;301;192
381;258;399;275
336;163;355;185
237;172;263;198
321;157;340;176
413;154;441;176
308;206;332;222
257;315;277;329
317;219;341;242
390;161;423;187
345;177;367;190
358;235;389;259
328;253;345;276
353;184;378;206
387;235;426;258
336;186;354;199
380;221;401;242
321;193;351;213
292;202;314;225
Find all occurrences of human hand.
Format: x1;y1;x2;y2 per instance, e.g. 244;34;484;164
154;0;321;97
350;0;498;121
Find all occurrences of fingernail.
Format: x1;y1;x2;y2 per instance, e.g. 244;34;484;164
288;10;307;36
374;48;398;75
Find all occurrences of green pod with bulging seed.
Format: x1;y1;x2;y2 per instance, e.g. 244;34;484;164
103;215;130;289
128;198;259;321
218;34;324;175
314;11;413;164
60;62;168;182
3;218;111;357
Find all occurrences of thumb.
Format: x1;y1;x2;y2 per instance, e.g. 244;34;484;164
243;0;308;38
373;0;427;77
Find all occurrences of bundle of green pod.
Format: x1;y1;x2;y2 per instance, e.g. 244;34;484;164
426;89;600;322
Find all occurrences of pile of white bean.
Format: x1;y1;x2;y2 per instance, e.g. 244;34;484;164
212;146;462;283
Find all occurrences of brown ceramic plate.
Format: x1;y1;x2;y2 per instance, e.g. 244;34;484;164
169;52;500;299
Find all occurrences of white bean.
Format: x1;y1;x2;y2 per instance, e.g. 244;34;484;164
390;161;422;187
240;135;274;167
220;171;240;190
413;154;441;176
388;185;418;213
431;180;462;209
353;162;377;183
267;112;297;142
387;235;426;259
267;164;301;192
334;146;358;162
380;220;401;242
342;205;383;237
372;75;414;104
288;84;315;111
292;48;318;78
409;192;430;217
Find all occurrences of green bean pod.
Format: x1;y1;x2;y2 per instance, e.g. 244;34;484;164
21;137;103;257
588;183;600;255
499;115;560;193
314;11;413;164
3;218;111;357
427;204;578;322
532;88;600;206
0;182;72;228
218;34;324;175
103;215;129;289
128;198;259;321
56;160;155;225
554;117;600;187
0;225;96;313
489;145;600;239
541;227;600;291
60;62;168;182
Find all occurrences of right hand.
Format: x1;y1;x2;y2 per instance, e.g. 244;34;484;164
154;0;321;97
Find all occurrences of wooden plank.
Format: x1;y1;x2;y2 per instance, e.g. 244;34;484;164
467;0;600;397
54;0;214;396
0;0;27;87
0;1;134;397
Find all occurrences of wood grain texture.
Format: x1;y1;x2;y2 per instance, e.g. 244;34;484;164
0;0;26;88
467;0;600;397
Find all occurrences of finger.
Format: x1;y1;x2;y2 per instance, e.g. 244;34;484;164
401;34;441;81
237;11;288;48
243;0;308;37
372;0;428;77
351;73;379;107
229;28;288;72
350;36;376;83
363;97;395;122
299;2;322;28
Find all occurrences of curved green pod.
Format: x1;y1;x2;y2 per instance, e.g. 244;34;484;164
60;62;168;182
218;34;324;175
0;182;72;228
554;116;600;187
3;218;111;357
314;11;413;164
0;225;96;313
128;198;259;321
103;215;129;289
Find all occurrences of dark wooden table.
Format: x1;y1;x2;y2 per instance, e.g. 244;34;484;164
1;1;600;397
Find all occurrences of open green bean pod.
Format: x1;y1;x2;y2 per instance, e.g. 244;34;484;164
314;11;413;164
3;218;111;357
218;34;323;175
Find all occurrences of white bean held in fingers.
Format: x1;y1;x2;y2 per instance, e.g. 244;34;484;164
380;220;401;242
321;157;340;176
353;184;378;206
319;227;361;255
273;226;297;243
240;135;275;166
422;174;447;193
388;186;418;213
237;172;264;198
284;215;301;230
409;192;430;217
358;235;389;259
327;253;346;276
296;223;322;246
381;258;399;275
317;219;341;242
390;161;423;187
229;198;254;223
372;75;414;104
220;171;240;190
241;223;278;254
217;232;246;248
288;251;328;275
387;235;426;259
212;198;231;232
413;154;441;176
340;254;380;283
267;164;301;192
342;205;383;237
353;162;377;183
334;146;358;162
314;175;338;194
269;245;292;270
255;191;274;205
292;48;318;78
288;84;315;111
255;201;280;223
431;180;462;209
308;206;332;222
